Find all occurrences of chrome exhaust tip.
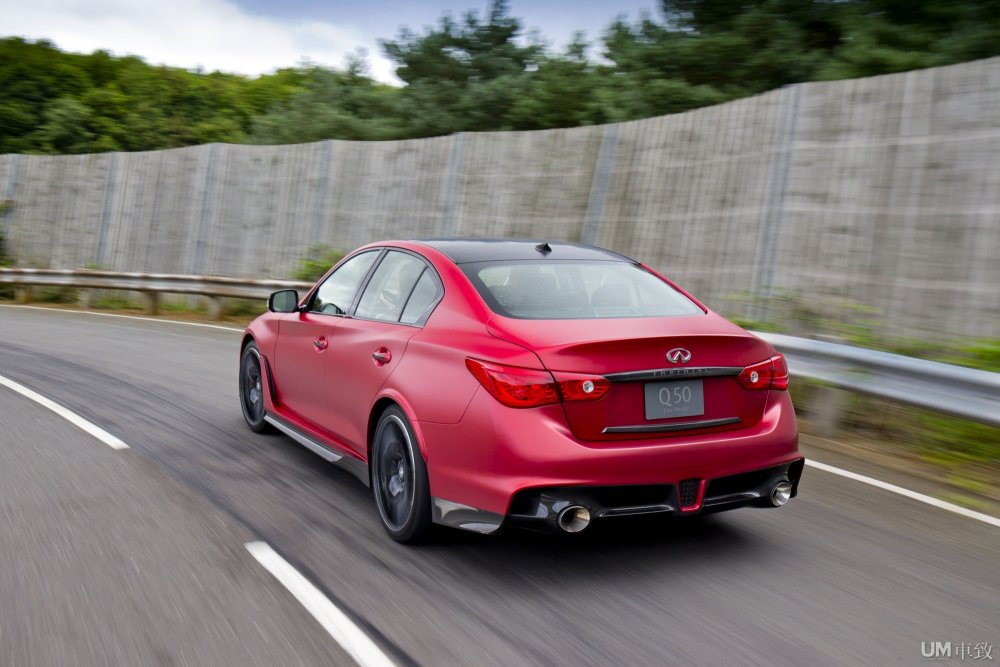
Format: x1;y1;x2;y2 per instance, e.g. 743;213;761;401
557;505;592;533
770;480;793;507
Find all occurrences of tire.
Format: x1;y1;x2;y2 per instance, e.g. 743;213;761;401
239;341;270;433
371;406;432;543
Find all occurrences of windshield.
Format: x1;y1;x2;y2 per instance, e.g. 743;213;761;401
461;260;703;320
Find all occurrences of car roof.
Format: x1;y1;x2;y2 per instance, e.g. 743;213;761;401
414;238;633;264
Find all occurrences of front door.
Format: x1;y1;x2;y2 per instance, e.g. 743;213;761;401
271;249;381;432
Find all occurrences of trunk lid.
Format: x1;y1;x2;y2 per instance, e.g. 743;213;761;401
487;313;774;441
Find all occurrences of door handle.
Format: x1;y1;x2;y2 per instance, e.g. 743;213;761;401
313;338;328;351
371;348;391;365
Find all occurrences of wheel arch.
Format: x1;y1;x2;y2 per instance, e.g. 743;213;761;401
240;332;278;411
368;391;429;463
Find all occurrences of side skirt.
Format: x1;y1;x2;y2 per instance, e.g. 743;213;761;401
264;413;370;487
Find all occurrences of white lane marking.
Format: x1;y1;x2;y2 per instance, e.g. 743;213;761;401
245;541;396;667
806;459;1000;528
0;374;129;450
0;304;244;332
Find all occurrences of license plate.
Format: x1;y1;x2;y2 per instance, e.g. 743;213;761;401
644;380;704;420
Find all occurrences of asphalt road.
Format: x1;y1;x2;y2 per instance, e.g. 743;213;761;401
0;305;997;666
0;387;352;665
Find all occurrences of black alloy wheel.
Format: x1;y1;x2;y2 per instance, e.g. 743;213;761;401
240;342;269;432
371;406;432;543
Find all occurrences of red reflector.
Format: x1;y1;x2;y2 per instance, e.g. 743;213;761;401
557;376;611;402
736;354;789;391
465;358;559;408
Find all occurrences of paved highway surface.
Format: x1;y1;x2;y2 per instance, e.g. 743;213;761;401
0;306;997;666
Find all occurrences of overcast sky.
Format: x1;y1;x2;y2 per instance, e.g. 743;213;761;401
0;0;661;84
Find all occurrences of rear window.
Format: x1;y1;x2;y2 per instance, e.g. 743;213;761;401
461;260;703;320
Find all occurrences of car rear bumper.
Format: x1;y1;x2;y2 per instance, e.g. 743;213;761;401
504;459;803;529
421;389;802;533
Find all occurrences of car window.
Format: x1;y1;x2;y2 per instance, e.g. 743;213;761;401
464;260;703;320
400;269;442;325
355;251;428;323
309;250;379;315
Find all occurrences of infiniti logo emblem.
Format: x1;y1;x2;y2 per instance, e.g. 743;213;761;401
666;348;692;364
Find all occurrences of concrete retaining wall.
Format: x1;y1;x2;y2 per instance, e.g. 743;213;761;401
2;57;998;340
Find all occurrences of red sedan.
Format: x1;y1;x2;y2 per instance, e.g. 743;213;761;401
239;239;803;542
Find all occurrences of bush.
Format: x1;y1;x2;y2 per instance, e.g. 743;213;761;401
728;294;1000;467
914;339;1000;466
34;286;79;303
222;297;266;318
292;245;345;283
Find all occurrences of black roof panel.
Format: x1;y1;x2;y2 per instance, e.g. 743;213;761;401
416;238;632;264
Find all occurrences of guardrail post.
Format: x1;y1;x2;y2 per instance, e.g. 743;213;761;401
207;297;224;320
810;385;848;438
78;289;94;309
143;292;159;316
14;286;32;303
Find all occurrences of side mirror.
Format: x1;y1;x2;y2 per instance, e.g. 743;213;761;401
268;289;300;313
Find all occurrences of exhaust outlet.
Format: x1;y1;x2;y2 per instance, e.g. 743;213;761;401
770;480;793;507
557;505;592;533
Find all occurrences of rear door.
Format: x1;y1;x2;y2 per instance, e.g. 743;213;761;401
323;250;443;458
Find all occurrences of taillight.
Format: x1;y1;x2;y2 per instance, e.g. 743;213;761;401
770;354;789;390
465;359;611;408
556;375;611;402
736;354;789;391
465;358;559;408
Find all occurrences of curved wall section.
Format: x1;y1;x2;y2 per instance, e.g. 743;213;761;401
2;57;999;339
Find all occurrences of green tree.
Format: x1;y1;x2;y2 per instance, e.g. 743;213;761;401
0;37;308;153
249;62;403;143
505;37;619;129
3;2;1000;154
602;0;845;113
381;0;544;135
34;96;94;153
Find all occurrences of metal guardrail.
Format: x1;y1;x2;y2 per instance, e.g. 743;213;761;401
1;268;996;426
755;332;1000;428
0;268;311;318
